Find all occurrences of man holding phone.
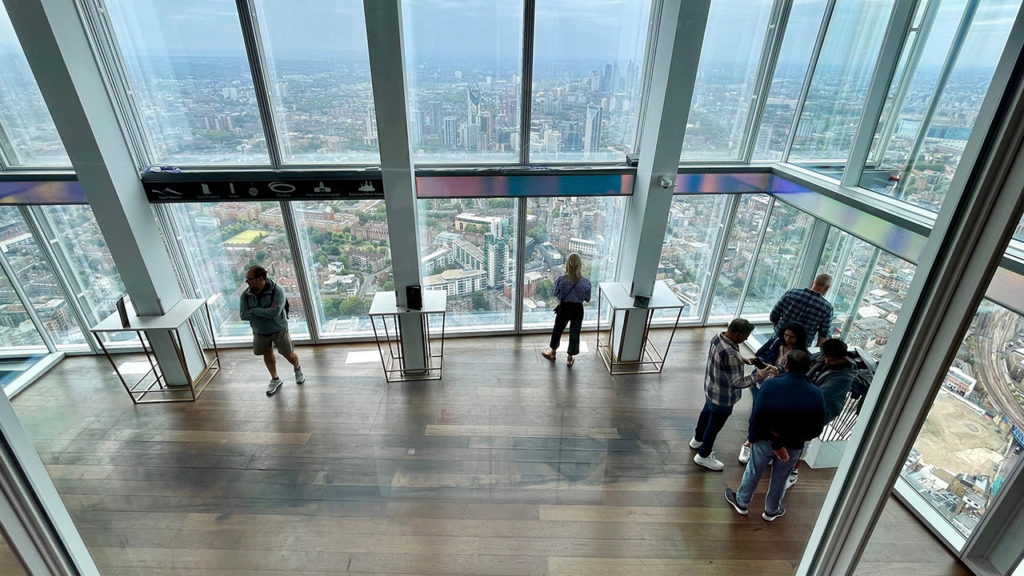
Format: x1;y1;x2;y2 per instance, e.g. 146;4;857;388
691;319;778;471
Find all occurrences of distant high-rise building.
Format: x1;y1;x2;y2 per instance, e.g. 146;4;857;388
543;130;560;156
443;116;458;148
483;234;509;286
584;105;603;160
467;86;481;124
429;101;443;133
410;110;424;147
754;125;773;157
364;104;378;146
626;59;638;92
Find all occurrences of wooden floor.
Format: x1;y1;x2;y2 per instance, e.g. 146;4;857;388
2;329;968;575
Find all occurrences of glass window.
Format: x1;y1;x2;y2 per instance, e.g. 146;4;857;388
752;0;831;161
680;0;774;161
789;0;895;173
741;200;816;316
100;0;269;165
530;0;652;162
901;299;1024;540
844;249;916;358
292;200;390;337
708;193;771;320
861;0;1021;212
521;196;627;328
417;198;517;331
656;195;731;320
0;259;46;355
0;207;86;351
816;226;863;334
0;1;71;167
162;202;309;340
252;0;379;165
402;0;523;164
41;205;130;343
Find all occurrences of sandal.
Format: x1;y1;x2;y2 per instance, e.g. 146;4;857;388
542;349;556;361
567;355;575;367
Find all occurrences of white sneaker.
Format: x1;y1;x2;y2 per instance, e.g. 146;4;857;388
295;367;305;385
693;453;724;471
786;470;799;488
688;437;703;450
739;444;751;464
266;378;283;396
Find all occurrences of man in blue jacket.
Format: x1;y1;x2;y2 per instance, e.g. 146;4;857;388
240;265;304;396
725;350;825;521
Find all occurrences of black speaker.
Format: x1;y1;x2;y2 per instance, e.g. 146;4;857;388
406;285;423;310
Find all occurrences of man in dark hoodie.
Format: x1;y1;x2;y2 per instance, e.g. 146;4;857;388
725;350;824;522
240;265;304;396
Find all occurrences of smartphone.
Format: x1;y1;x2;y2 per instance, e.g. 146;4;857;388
750;357;768;370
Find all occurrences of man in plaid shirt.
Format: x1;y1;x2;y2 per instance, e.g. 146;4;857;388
770;274;834;347
691;318;777;471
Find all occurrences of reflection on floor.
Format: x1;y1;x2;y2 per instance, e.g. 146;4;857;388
0;355;47;389
5;329;967;575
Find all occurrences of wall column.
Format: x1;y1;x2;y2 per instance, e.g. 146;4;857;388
613;0;711;361
363;0;427;371
6;0;203;385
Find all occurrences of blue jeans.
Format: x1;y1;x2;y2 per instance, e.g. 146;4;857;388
736;439;802;515
694;399;734;458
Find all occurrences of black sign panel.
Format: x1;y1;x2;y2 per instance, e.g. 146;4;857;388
143;178;384;203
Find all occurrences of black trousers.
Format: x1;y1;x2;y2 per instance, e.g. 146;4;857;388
550;302;584;355
694;399;734;458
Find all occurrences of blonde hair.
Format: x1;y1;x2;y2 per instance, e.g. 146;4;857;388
565;252;583;282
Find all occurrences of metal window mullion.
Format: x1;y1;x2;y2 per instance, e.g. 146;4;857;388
633;0;665;158
514;198;527;332
519;0;536;166
782;0;838;162
893;0;980;200
235;0;283;169
280;201;321;344
79;0;153;168
795;217;831;290
30;208;95;327
698;193;739;324
841;0;919;188
741;0;793;163
20;206;97;354
839;246;880;340
871;0;943;168
0;113;21;169
828;228;856;306
735;196;775;319
0;244;55;353
152;204;214;347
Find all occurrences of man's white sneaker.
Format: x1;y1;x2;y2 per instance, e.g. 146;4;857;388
266;378;283;396
688;437;703;450
694;453;724;471
295;367;305;385
739;444;751;464
786;470;799;488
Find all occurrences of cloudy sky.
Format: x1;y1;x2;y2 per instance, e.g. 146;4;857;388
2;0;1021;70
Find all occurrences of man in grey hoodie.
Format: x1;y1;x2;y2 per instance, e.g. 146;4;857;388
240;265;304;396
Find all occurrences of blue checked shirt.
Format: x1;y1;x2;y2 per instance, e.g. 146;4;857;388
770;288;834;345
705;332;761;407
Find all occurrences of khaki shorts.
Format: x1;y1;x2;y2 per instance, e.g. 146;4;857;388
253;329;294;356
